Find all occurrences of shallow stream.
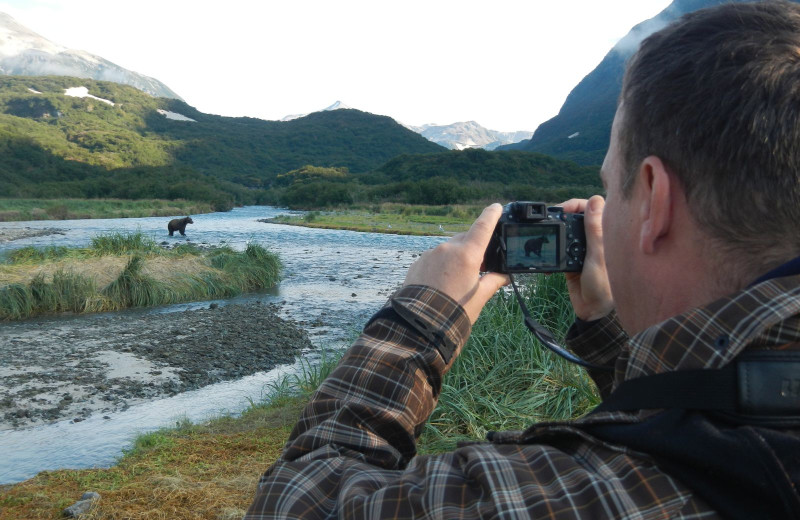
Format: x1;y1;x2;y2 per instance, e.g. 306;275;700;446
0;206;444;483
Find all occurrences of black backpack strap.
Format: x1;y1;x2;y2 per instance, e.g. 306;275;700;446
580;350;800;519
594;351;800;425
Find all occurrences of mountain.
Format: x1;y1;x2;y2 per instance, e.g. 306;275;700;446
0;12;181;100
498;0;764;165
405;121;532;151
280;100;353;122
0;76;445;208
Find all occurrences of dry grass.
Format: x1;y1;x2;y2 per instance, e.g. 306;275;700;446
0;256;214;289
0;238;280;320
0;400;304;520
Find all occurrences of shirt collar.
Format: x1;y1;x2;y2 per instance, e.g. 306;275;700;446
750;254;800;286
620;274;800;383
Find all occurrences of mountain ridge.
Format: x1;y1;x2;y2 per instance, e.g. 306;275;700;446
405;120;532;151
0;12;181;100
497;0;764;164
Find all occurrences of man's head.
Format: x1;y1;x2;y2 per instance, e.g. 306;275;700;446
598;1;800;334
616;1;800;277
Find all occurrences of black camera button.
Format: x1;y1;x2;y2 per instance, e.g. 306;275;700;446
569;243;585;257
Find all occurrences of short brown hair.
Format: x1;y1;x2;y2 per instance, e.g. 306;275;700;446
619;1;800;269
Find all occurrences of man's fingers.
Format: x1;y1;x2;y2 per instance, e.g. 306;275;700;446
479;272;510;295
462;203;502;250
584;195;605;252
558;198;588;214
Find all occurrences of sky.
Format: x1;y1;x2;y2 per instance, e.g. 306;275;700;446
0;0;672;132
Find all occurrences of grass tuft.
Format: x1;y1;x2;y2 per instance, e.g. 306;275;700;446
101;255;165;309
0;233;282;320
90;231;160;255
420;273;599;452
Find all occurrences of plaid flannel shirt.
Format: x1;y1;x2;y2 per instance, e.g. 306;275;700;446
245;275;800;519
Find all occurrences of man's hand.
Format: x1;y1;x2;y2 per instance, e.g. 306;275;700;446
560;196;614;321
403;204;509;324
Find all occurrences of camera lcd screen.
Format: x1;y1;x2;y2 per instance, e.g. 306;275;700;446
504;223;559;270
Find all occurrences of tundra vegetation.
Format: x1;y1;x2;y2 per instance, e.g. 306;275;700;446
0;274;598;519
0;231;281;320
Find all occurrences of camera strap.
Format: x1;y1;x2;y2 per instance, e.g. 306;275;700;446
592;349;800;424
508;274;614;372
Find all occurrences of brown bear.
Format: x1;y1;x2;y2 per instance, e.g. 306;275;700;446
524;236;549;258
168;216;194;236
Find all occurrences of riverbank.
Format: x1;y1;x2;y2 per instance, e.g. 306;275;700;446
0;301;311;430
0;198;214;222
261;203;483;236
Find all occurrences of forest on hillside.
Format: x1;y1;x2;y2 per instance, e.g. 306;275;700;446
0;76;602;210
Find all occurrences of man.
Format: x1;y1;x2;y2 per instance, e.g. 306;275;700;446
246;2;800;518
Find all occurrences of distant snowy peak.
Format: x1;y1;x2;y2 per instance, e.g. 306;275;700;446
407;121;532;150
322;100;351;111
280;100;353;122
0;12;181;100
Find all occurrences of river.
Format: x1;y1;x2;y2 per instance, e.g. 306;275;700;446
0;206;445;484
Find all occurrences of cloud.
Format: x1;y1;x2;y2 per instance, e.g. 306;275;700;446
612;16;671;56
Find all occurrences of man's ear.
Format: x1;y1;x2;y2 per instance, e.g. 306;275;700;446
637;155;672;255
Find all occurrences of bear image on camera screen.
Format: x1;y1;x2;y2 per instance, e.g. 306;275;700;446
167;216;194;236
524;236;549;258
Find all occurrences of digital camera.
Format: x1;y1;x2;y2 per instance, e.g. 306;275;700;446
482;202;586;274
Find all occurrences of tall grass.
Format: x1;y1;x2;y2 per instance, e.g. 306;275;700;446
0;234;282;320
260;274;599;454
421;274;599;451
265;349;345;403
90;231;160;255
102;255;166;309
209;243;283;292
6;231;161;265
0;271;99;319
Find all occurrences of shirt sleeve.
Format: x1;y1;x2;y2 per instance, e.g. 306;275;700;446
565;311;628;397
245;285;472;517
244;289;699;520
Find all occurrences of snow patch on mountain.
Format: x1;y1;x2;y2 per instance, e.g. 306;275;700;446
157;109;196;122
64;86;114;106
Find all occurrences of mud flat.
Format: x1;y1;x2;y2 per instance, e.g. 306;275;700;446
0;302;311;430
0;227;66;243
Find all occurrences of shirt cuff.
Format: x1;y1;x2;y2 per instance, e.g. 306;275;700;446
388;285;472;365
565;311;628;367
